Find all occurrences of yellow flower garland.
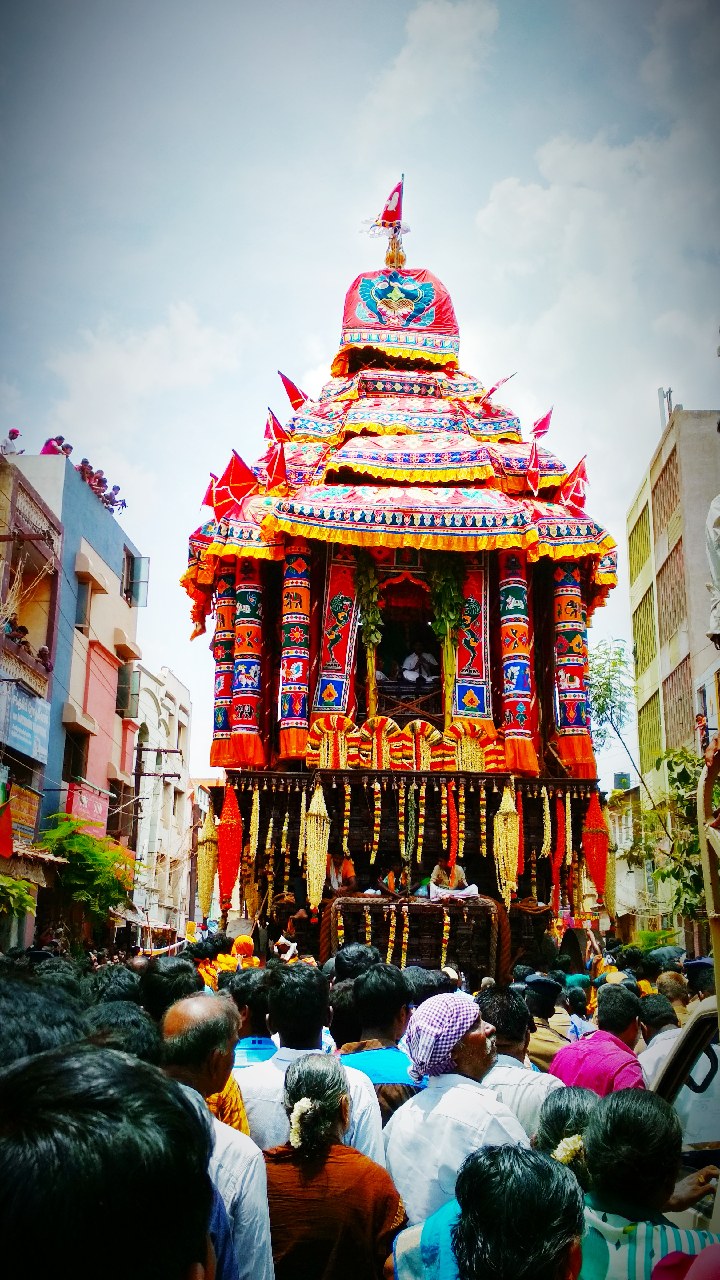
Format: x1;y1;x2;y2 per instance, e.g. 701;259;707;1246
479;783;487;856
386;907;397;963
441;780;448;848
264;813;275;910
336;905;345;947
400;906;410;968
342;780;351;855
440;907;451;968
305;783;330;910
196;808;218;919
416;779;427;863
299;787;308;872
370;780;382;865
540;786;552;858
493;784;520;909
281;808;291;893
565;790;573;866
398;780;406;860
458;780;466;862
363;904;372;944
249;783;260;866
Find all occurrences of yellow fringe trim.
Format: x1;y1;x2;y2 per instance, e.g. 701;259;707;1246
331;345;457;378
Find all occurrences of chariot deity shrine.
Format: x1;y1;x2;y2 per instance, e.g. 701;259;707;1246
184;199;615;979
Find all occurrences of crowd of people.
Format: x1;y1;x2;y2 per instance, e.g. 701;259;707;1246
0;429;126;511
0;935;718;1280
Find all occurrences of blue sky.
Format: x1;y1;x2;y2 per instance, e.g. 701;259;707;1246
2;0;718;780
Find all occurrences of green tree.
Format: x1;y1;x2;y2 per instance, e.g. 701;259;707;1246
39;815;134;929
585;638;634;751
650;748;716;919
0;874;35;918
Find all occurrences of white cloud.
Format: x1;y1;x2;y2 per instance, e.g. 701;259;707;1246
46;303;249;441
363;0;498;127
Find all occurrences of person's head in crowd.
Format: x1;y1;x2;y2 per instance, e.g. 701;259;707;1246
333;942;382;981
657;970;689;1007
85;1001;163;1064
267;961;330;1050
209;932;233;957
282;1052;351;1160
126;952;150;976
639;993;679;1044
403;965;436;1005
0;973;87;1068
452;1146;584;1280
88;964;141;1005
442;965;461;989
476;987;534;1062
534;1086;598;1190
686;960;716;999
221;968;270;1038
567;987;591;1019
0;1044;214;1279
328;977;361;1050
321;957;336;982
616;945;644;975
353;963;412;1044
33;957;89;1005
140;955;204;1023
524;974;562;1022
584;1090;682;1213
406;991;496;1084
596;984;641;1046
549;969;568;990
479;976;495;991
162;993;240;1099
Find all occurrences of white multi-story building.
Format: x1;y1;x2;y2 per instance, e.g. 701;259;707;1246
130;666;193;944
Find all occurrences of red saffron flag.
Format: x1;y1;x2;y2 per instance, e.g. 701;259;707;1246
481;373;516;401
526;441;540;496
214;452;257;521
201;474;218;508
278;372;307;411
264;409;289;444
374;178;404;229
265;441;288;493
531;407;553;440
559;456;588;510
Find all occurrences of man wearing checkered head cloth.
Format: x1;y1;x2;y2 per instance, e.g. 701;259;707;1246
384;992;529;1225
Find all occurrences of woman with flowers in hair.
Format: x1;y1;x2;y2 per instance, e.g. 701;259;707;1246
264;1052;405;1279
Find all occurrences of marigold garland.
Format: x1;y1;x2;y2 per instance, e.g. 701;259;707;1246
386;907;397;963
299;787;308;872
406;783;417;868
447;780;458;866
552;794;566;915
416;779;427;863
264;813;275;911
398;780;406;860
336;905;345;948
281;808;291;893
458;781;466;864
218;786;242;914
565;790;573;866
493;784;520;909
441;780;449;849
440;908;451;968
400;906;410;968
342;781;351;855
516;787;525;878
305;783;331;910
249;783;260;867
363;904;372;944
370;780;382;865
196;807;218;920
479;783;488;856
540;786;552;858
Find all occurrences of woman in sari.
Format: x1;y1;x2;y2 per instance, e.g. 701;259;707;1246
265;1053;405;1280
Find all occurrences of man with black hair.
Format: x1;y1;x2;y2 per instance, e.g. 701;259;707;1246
340;963;420;1124
477;987;565;1138
328;976;362;1049
221;968;276;1068
88;963;142;1004
333;941;382;981
549;984;645;1094
162;993;274;1280
0;972;87;1067
638;993;682;1087
393;1145;583;1280
0;1044;216;1279
524;974;570;1071
84;1001;163;1064
236;962;383;1162
140;954;205;1022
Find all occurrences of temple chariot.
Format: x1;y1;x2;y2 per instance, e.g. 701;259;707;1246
184;189;614;982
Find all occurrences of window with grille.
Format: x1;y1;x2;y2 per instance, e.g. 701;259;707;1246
632;586;657;675
628;505;651;583
652;450;680;539
638;692;662;774
656;539;687;645
663;657;693;750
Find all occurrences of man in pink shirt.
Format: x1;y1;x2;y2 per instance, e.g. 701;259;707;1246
548;984;645;1095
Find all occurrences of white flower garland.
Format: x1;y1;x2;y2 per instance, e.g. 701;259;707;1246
288;1097;315;1148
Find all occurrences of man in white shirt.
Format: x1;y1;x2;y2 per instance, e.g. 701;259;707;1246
0;428;22;456
639;993;683;1087
402;642;439;683
162;993;275;1280
237;961;384;1165
384;991;528;1225
476;987;564;1139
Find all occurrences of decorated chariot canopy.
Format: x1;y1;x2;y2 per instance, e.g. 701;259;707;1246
182;189;617;790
